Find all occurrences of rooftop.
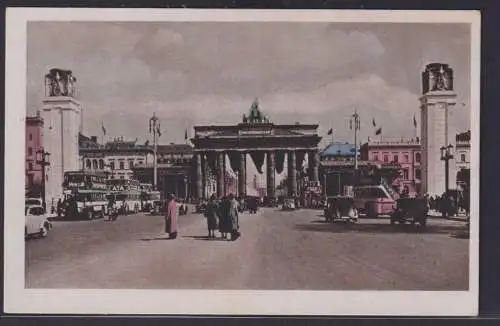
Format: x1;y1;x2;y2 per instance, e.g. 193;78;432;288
320;142;356;157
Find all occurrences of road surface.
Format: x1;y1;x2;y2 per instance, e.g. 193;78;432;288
26;208;469;290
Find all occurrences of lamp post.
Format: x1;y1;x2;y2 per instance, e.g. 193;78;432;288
440;144;454;194
36;148;51;212
149;113;160;190
183;175;188;201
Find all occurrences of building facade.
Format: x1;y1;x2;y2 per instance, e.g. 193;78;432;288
25;114;44;196
360;138;422;195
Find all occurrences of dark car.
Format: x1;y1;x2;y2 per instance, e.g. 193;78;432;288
390;197;429;227
324;196;358;223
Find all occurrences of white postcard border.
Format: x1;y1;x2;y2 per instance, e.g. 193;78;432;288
4;8;480;316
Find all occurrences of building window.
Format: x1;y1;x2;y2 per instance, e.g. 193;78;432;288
29;133;33;141
404;154;409;163
120;175;125;180
119;161;125;170
28;163;33;171
28;147;33;156
110;161;115;170
86;159;91;169
415;153;421;163
461;154;466;162
373;155;378;161
383;155;389;163
393;155;399;163
415;169;421;180
99;159;104;170
403;169;409;180
92;159;98;170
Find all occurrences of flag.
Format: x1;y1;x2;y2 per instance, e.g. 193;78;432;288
101;122;106;135
375;127;382;135
372;118;376;127
327;128;333;135
413;115;417;128
157;124;161;138
184;129;188;140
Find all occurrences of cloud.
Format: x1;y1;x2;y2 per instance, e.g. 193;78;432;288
26;22;471;147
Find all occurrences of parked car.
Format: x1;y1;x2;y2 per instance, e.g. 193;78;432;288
390;197;428;227
25;205;52;239
324;196;358;223
282;198;296;211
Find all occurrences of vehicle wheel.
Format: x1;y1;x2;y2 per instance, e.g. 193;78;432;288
39;225;48;238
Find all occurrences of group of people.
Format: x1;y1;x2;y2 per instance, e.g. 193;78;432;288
203;194;241;241
162;193;241;241
425;190;470;217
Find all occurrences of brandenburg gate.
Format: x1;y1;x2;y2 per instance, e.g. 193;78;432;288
191;100;322;200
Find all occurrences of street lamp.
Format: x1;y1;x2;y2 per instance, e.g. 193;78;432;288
183;175;188;201
440;144;454;194
350;109;361;170
36;148;50;212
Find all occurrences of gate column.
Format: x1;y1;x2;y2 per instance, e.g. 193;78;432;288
309;150;319;182
238;152;247;197
266;151;276;199
288;150;297;196
217;152;225;198
196;153;203;200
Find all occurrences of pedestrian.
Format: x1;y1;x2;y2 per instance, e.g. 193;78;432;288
218;196;231;239
228;194;241;241
204;194;219;239
56;198;63;218
165;193;179;239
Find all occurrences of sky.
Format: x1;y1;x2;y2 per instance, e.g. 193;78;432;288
27;21;471;151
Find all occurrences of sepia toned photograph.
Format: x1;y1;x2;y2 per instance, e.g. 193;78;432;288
5;9;479;315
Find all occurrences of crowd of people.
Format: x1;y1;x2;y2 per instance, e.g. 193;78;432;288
163;193;241;241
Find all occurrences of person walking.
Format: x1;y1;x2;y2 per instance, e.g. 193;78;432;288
165;193;179;239
204;194;219;239
228;194;241;241
218;196;231;240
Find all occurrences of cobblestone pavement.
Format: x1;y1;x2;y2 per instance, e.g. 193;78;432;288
26;208;469;290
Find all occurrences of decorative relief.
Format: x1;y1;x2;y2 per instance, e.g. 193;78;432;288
45;68;77;97
422;63;453;94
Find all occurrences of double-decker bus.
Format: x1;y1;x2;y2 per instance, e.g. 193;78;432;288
106;179;141;214
139;183;161;212
63;171;109;220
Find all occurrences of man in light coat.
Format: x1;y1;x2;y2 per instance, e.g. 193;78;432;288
165;193;179;239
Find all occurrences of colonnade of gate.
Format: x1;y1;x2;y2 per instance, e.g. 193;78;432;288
194;149;319;200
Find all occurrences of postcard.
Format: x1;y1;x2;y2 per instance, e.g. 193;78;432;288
5;8;480;315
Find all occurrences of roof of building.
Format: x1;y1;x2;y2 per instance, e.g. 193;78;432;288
157;144;193;154
320;142;356;157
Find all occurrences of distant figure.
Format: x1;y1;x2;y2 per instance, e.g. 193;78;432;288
204;195;219;239
165;194;179;239
228;194;241;241
57;198;63;218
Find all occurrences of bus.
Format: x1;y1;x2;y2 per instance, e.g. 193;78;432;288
353;183;397;218
63;171;109;220
106;179;141;214
140;190;162;212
